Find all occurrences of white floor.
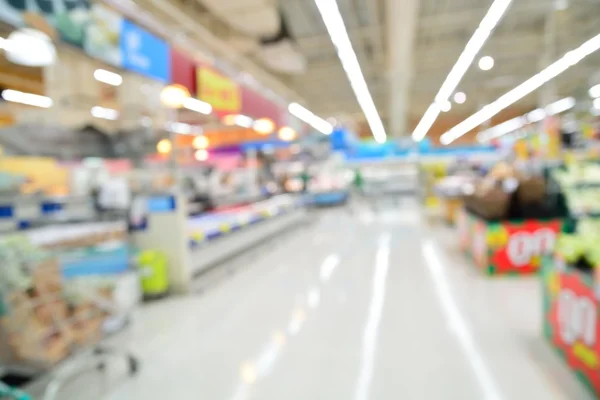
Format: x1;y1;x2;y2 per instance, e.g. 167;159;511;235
44;202;592;399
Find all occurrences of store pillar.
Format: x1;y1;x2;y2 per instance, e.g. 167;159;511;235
387;0;419;137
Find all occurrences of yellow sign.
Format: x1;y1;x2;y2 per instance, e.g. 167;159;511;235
197;68;241;113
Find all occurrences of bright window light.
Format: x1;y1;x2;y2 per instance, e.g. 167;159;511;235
94;69;123;86
454;92;467;104
91;106;119;120
412;0;513;142
440;32;600;144
2;89;53;108
314;0;386;143
288;102;333;134
594;98;600;110
590;84;600;98
183;97;212;115
478;56;495;71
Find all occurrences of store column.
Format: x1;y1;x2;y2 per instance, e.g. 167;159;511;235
538;8;558;107
387;0;419;137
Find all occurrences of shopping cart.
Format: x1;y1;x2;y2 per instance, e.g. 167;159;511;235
0;234;139;400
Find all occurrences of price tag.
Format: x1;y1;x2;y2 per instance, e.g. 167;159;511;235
557;289;597;370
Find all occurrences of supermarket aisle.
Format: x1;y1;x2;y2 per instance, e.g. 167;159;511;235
58;204;589;399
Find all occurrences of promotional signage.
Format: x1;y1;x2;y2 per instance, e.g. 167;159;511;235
197;67;241;114
0;0;90;45
543;258;600;395
84;3;123;67
460;210;563;275
121;19;170;83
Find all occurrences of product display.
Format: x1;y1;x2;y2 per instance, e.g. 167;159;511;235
457;161;570;275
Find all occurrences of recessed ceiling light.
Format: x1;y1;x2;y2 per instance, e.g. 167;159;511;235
453;92;466;104
478;56;495;71
439;100;452;112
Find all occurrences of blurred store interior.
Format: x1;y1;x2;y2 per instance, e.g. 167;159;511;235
0;0;599;399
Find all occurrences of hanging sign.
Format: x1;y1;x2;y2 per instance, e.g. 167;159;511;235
197;67;241;114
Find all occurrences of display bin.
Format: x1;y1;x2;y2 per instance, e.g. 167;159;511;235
541;254;600;396
458;208;564;276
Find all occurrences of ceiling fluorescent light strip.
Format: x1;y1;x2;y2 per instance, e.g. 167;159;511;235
2;89;53;108
288;102;333;134
91;106;119;120
477;97;575;142
183;97;212;115
412;0;513;141
94;69;123;86
441;32;600;145
314;0;386;143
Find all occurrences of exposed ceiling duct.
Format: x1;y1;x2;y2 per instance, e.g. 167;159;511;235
200;0;280;37
257;14;306;75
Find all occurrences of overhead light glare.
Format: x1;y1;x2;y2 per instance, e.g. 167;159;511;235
478;56;495;71
411;0;513;141
194;149;209;161
475;97;575;143
314;0;386;142
454;92;467;104
441;32;600;144
2;89;52;108
439;100;452;112
594;98;600;110
183;97;212;115
288;102;333;134
94;69;123;86
589;84;600;98
91;106;119;120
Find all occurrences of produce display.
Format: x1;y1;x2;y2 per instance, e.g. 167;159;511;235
458;161;570;276
552;163;600;216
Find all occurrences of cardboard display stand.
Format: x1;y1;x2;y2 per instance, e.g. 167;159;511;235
457;208;563;275
541;255;600;396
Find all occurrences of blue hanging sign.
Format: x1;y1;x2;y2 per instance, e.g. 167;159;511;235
120;19;170;82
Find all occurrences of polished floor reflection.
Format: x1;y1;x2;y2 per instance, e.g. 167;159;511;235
55;205;591;399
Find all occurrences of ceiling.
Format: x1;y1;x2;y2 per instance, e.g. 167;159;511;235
131;0;600;140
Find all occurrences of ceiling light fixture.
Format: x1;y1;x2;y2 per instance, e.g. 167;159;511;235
440;100;452;112
478;56;495;71
454;92;467;104
91;106;119;120
2;89;53;108
167;122;193;134
195;149;209;161
288;102;333;134
589;84;600;98
278;126;297;141
477;97;575;142
94;69;123;86
314;0;386;143
183;97;212;114
253;118;275;135
440;32;600;145
411;0;513;142
192;135;209;149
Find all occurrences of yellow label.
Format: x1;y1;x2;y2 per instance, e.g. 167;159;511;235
219;223;231;233
197;68;241;113
573;342;598;369
192;232;205;242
